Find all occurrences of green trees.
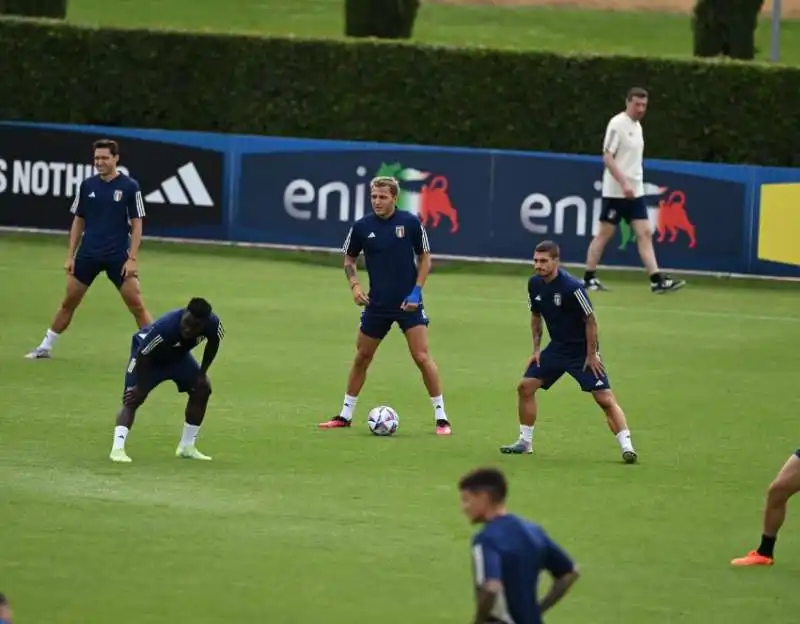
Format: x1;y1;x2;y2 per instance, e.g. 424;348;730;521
692;0;765;60
345;0;420;39
0;0;68;18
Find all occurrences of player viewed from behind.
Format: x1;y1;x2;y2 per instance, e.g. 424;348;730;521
731;448;800;566
583;87;685;294
319;176;452;436
459;467;580;624
109;297;224;463
501;241;637;463
26;139;153;359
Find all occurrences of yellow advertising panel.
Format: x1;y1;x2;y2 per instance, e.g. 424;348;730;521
758;183;800;266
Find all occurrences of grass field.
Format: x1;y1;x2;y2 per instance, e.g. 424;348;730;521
65;0;800;64
1;233;799;623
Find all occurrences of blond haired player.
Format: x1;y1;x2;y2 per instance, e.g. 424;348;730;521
583;87;685;294
319;177;452;436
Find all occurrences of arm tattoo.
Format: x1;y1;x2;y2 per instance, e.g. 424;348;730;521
344;265;356;280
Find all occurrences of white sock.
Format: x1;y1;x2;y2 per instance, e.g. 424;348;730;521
39;329;60;351
339;394;358;421
112;426;129;451
180;424;200;448
430;395;448;422
616;429;634;452
520;425;534;443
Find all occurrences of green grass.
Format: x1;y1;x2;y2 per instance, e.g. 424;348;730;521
65;0;800;64
2;233;800;623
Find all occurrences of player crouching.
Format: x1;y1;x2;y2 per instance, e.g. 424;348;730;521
109;297;224;463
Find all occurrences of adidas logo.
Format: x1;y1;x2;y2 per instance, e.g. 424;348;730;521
144;162;213;207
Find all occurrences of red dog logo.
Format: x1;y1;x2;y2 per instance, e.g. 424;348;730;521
656;190;696;248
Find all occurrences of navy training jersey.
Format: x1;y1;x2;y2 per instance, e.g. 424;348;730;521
71;173;145;259
136;309;225;365
342;210;430;310
471;514;575;624
528;268;595;349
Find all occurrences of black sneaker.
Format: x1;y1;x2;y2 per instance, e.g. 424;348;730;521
650;277;686;294
585;277;610;292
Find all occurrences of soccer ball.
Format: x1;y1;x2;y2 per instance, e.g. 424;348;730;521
367;405;399;436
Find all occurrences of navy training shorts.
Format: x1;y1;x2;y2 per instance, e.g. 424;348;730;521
73;254;129;290
359;306;429;340
523;344;611;392
122;333;201;399
600;197;648;225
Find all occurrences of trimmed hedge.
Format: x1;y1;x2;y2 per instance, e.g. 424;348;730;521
1;17;799;166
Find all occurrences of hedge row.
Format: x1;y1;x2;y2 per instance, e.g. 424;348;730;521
1;17;799;166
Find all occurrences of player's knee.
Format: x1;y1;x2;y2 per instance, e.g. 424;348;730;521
193;378;212;399
354;348;375;368
410;348;430;368
517;380;537;397
768;477;792;501
593;391;615;409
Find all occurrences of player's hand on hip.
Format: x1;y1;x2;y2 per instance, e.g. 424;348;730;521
584;353;605;378
122;258;138;278
64;258;74;275
351;284;369;306
526;351;541;369
401;285;422;311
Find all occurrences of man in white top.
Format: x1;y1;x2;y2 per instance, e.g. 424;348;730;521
583;87;685;294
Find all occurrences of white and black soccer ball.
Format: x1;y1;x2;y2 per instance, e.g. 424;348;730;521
367;405;399;436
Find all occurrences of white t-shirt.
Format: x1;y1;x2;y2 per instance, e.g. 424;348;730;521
601;112;644;198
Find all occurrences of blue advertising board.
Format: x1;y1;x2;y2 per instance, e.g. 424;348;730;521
1;121;798;279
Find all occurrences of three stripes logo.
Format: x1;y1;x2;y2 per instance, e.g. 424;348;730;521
144;162;214;207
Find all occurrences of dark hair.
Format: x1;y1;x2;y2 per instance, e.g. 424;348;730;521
187;297;212;320
0;593;7;605
458;467;508;503
627;87;648;101
534;240;560;259
93;138;119;156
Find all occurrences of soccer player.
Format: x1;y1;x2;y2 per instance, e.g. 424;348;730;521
731;449;800;566
318;176;452;435
500;241;637;463
459;467;580;624
109;297;224;463
0;593;12;624
583;87;685;294
26;138;153;359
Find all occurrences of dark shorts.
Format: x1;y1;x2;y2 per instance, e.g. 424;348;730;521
523;344;611;392
123;334;200;399
600;197;648;225
360;306;429;340
73;255;129;289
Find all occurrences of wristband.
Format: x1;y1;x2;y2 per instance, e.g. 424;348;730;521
405;285;423;305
